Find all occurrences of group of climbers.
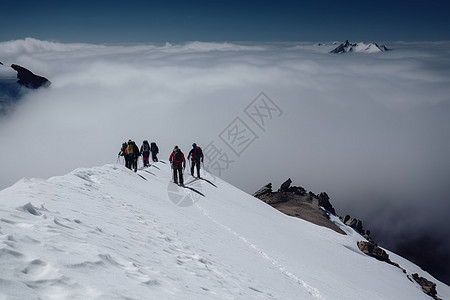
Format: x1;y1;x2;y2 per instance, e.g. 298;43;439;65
118;141;204;186
118;140;159;172
168;143;204;186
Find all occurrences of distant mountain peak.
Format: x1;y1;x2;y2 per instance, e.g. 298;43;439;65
330;40;391;54
10;64;51;89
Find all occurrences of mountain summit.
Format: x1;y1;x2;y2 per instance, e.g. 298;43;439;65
0;163;448;299
330;40;390;54
10;64;50;89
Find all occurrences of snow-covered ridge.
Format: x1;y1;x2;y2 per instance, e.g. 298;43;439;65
0;163;448;299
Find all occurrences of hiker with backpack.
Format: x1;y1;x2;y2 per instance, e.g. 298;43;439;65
150;142;159;162
123;140;132;169
124;140;140;172
169;146;186;186
188;143;204;178
140;140;151;167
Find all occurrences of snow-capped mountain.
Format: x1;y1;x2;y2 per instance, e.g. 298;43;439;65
1;163;448;299
330;40;390;54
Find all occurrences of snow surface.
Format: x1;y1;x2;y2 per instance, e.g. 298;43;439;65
351;42;382;53
1;162;449;300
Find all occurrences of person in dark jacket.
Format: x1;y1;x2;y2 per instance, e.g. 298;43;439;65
150;142;159;162
125;140;140;172
123;140;132;170
169;146;186;186
140;140;151;167
188;143;204;178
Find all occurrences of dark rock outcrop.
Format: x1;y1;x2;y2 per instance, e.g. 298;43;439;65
278;178;292;192
318;192;336;215
253;181;345;234
412;273;441;300
357;241;403;270
342;215;363;233
252;183;272;198
11;64;50;89
340;214;377;242
358;241;389;263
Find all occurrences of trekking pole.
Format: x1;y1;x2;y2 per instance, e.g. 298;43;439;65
116;156;119;164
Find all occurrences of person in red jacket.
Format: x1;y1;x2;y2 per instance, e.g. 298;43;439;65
169;146;186;186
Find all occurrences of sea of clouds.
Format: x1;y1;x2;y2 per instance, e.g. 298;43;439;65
1;38;449;282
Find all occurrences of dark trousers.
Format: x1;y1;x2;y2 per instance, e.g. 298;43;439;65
172;165;184;185
191;160;201;177
125;155;131;169
151;152;158;162
126;155;137;172
133;158;138;172
142;151;150;167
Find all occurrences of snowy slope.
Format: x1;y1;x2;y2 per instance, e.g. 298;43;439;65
0;163;449;300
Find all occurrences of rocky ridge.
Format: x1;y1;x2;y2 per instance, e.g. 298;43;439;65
10;64;50;89
253;178;441;299
253;179;345;234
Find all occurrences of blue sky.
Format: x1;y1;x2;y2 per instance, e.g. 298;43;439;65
1;0;449;43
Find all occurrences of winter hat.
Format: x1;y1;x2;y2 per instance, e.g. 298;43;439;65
173;146;179;152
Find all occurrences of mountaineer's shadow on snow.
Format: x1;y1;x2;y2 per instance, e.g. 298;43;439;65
183;186;205;197
167;181;204;207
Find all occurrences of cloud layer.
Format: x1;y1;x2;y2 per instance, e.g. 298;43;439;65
1;38;450;283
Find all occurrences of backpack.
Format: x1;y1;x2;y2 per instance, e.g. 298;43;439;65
173;151;182;165
143;142;149;152
151;142;159;154
192;147;203;161
126;144;134;154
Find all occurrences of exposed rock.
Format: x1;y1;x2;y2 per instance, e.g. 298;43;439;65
412;273;441;300
252;183;272;198
11;64;50;89
278;178;292;192
287;186;306;196
305;192;315;203
357;241;404;271
253;181;345;234
318;192;336;215
358;241;389;262
361;230;374;243
341;214;364;234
